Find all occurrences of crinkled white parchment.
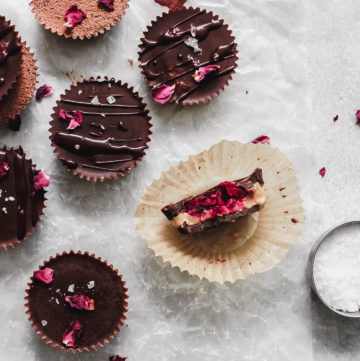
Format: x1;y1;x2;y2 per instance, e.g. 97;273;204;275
0;0;314;360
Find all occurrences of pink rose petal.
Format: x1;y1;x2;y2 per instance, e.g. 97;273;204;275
193;65;220;82
110;356;128;361
152;84;175;104
154;0;187;11
319;167;326;178
34;268;54;285
62;320;83;348
356;110;360;124
59;109;83;130
36;85;54;101
333;115;338;122
33;171;50;190
65;294;94;311
0;161;9;178
251;135;270;144
98;0;114;10
64;5;86;28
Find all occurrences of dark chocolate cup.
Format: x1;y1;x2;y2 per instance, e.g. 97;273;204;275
49;77;152;182
24;250;129;353
138;7;239;106
0;146;47;250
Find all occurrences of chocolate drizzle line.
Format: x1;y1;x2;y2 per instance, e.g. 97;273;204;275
50;78;152;181
0;16;22;101
0;147;46;249
138;7;238;105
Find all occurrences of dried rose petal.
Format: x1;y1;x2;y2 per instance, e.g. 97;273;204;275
33;171;50;190
193;65;220;82
62;320;83;348
356;110;360;124
152;84;175;104
59;109;83;130
34;268;54;285
36;85;54;101
64;5;86;28
333;115;338;122
0;161;9;179
110;356;128;361
251;135;270;144
154;0;187;11
319;167;326;178
98;0;114;10
65;294;94;311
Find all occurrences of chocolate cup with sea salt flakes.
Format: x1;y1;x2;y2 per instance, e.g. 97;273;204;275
0;146;49;250
135;140;305;284
25;251;129;353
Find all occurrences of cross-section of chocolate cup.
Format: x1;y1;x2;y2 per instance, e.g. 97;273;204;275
138;7;238;105
49;78;152;182
24;251;129;353
0;146;49;250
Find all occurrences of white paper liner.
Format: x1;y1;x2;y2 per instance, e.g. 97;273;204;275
135;140;305;284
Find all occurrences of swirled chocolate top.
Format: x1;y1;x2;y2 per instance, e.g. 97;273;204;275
0;147;47;249
138;7;238;105
0;16;22;101
50;79;152;181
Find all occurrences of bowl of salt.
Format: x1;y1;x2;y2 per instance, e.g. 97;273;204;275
309;221;360;318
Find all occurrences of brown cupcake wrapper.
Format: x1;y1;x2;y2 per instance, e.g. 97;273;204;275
138;6;239;106
0;17;22;103
24;250;129;353
49;76;153;182
0;146;47;251
30;0;131;40
0;41;38;123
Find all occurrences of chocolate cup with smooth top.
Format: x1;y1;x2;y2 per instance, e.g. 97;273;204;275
138;7;238;105
49;78;152;182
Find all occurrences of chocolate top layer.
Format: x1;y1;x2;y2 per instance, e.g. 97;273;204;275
138;7;237;105
0;17;22;101
27;252;128;350
50;79;152;180
0;147;45;249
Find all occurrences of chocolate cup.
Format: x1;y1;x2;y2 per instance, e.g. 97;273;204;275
0;42;38;123
0;16;22;102
24;251;129;353
0;146;47;250
49;77;152;182
30;0;131;40
138;7;238;106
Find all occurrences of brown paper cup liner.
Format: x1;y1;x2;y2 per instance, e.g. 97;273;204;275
0;42;38;123
138;7;238;106
0;146;47;251
24;250;129;353
49;77;152;182
30;0;130;40
134;140;305;284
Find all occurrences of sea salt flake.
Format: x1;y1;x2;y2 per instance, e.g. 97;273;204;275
78;90;83;95
107;96;116;104
75;144;80;150
91;96;100;105
184;36;202;54
68;284;75;292
41;320;47;326
87;280;95;289
8;196;15;201
2;207;7;214
100;113;105;117
56;289;60;293
55;298;59;305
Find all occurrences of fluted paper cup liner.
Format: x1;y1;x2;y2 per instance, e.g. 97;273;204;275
134;140;305;284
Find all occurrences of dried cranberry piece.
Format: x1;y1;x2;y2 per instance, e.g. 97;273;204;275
33;171;50;190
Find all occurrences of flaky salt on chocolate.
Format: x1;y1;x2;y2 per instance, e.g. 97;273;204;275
161;169;267;234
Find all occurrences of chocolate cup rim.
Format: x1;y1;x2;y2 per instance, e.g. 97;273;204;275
138;6;239;106
0;146;47;251
0;16;23;103
0;41;39;123
24;250;129;353
49;76;153;182
29;0;131;40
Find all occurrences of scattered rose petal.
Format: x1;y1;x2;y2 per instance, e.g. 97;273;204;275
98;0;114;10
319;167;326;178
34;268;54;285
152;84;175;104
128;59;133;66
333;115;338;122
251;135;270;144
59;109;83;130
0;161;9;179
154;0;187;11
193;65;220;82
65;294;94;311
64;5;86;28
110;356;128;361
356;110;360;124
36;85;54;101
8;115;21;131
33;171;50;190
62;320;83;348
